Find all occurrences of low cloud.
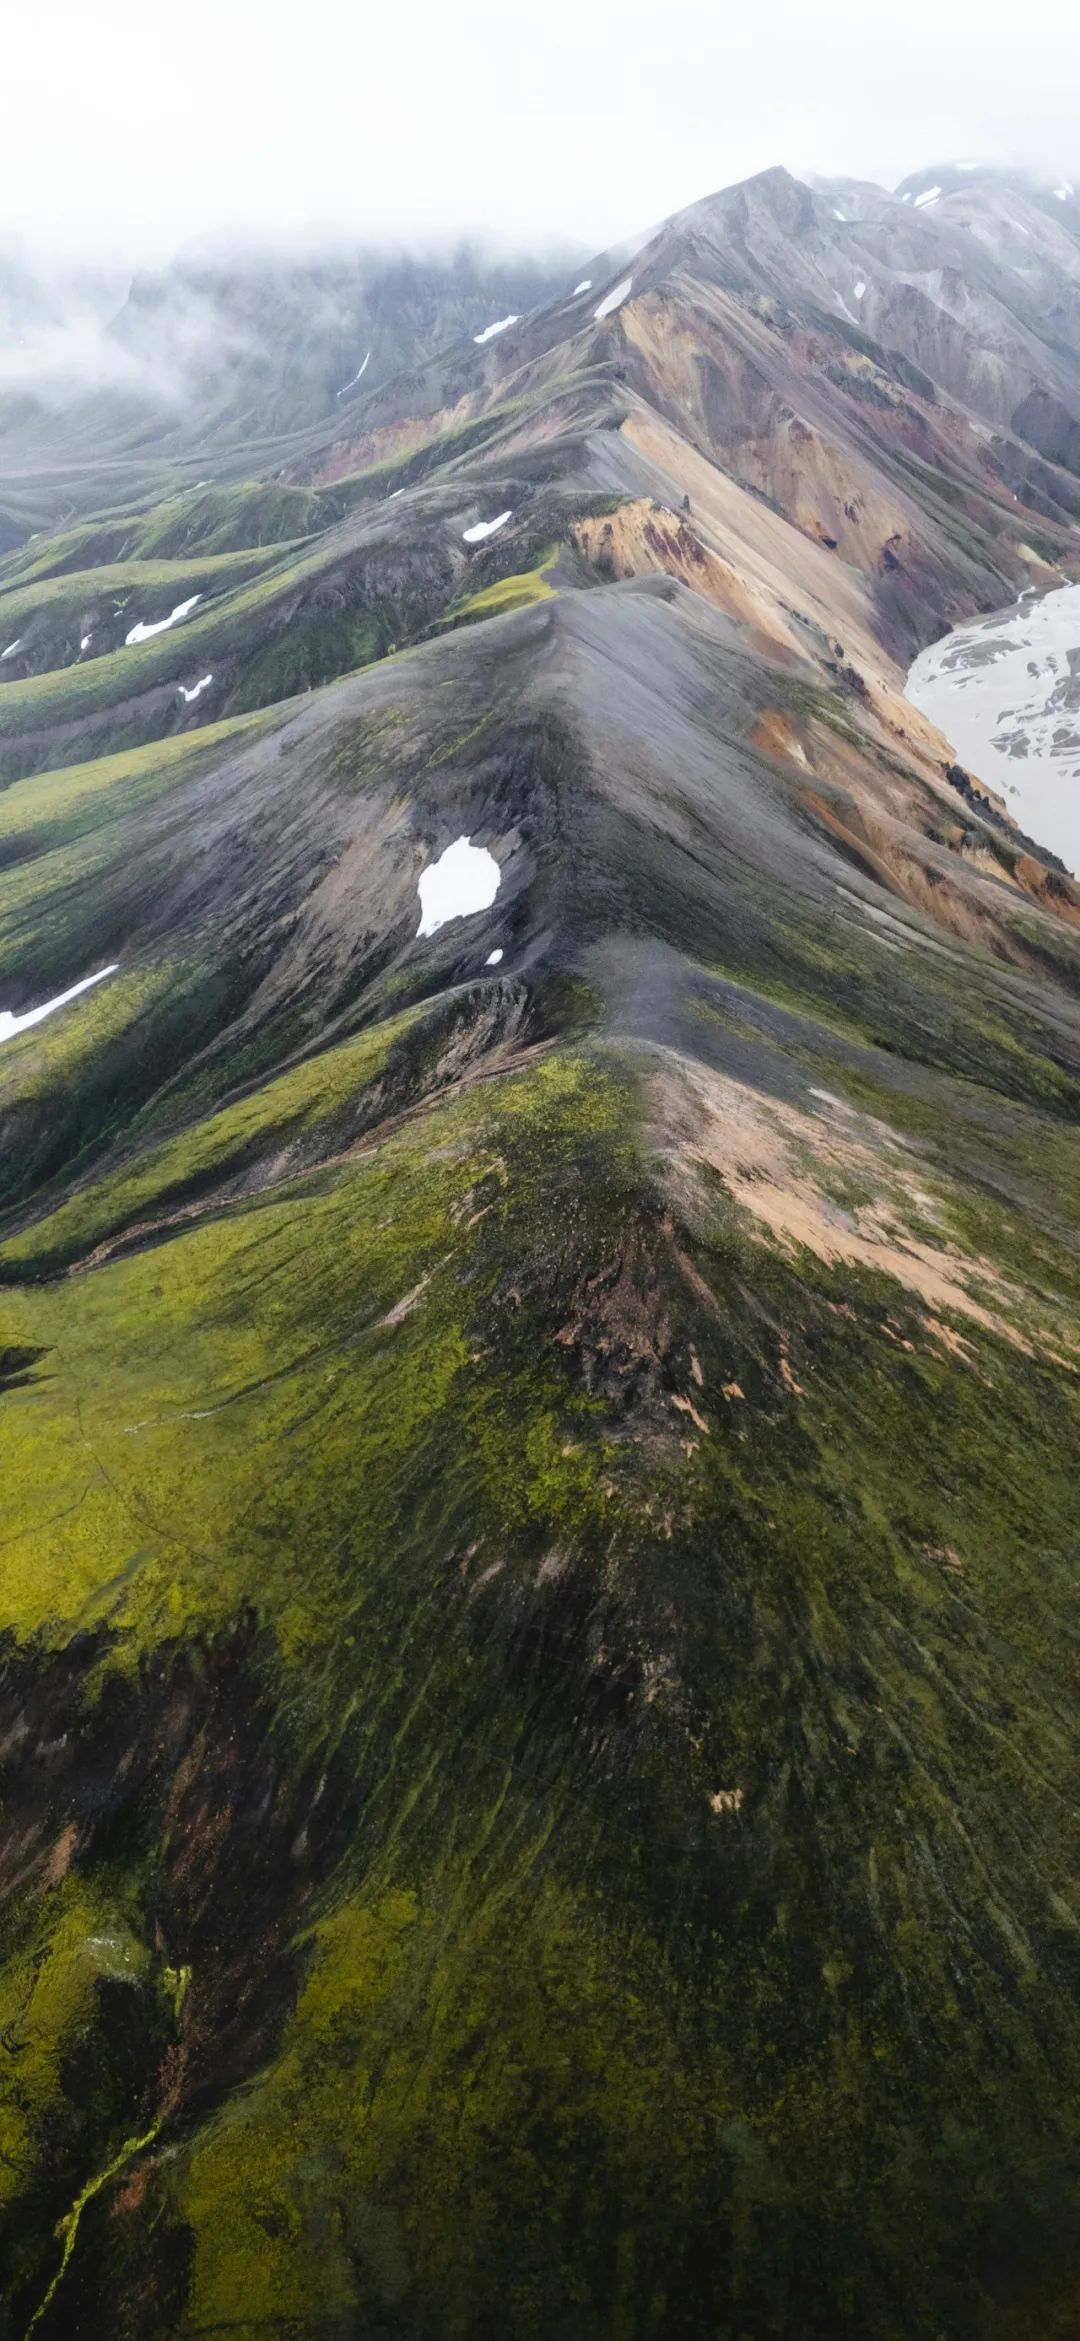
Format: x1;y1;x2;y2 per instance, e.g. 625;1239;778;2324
0;282;258;413
0;315;162;405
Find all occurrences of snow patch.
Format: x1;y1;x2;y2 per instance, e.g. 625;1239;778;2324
901;191;913;204
594;277;633;320
486;948;503;965
335;350;370;396
416;837;500;938
177;674;213;704
473;314;519;344
854;279;866;299
80;633;92;652
1054;185;1073;201
832;209;846;221
1;639;22;660
914;186;941;208
125;594;200;646
462;511;512;544
0;964;118;1047
573;279;592;294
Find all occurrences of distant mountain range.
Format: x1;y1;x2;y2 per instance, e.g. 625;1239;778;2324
0;240;571;484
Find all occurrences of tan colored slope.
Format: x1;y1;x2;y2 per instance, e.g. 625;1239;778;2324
618;286;920;566
751;703;1080;940
308;404;473;487
610;402;950;797
608;405;989;787
617;405;889;677
571;501;802;659
580;411;1080;951
651;1047;1078;1369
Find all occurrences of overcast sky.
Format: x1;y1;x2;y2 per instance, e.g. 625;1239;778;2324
7;0;1079;266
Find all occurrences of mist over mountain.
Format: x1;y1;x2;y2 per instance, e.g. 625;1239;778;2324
2;132;1080;2341
6;156;1080;447
0;241;573;436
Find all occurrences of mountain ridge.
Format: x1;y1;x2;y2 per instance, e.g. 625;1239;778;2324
1;156;1080;2341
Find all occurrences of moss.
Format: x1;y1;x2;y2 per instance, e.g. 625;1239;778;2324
3;1021;1080;2333
176;1876;709;2341
0;1875;151;2208
697;894;1080;1116
783;675;864;747
221;604;385;712
422;709;494;768
0;955;257;1212
324;366;615;506
0;712;273;860
0;960;180;1113
128;480;332;558
0;515;463;778
1024;529;1068;565
439;545;560;627
0;534;349;764
0;1045;635;1650
0;485;330;587
0;1003;420;1274
0;548;277;634
6;402;1080;2330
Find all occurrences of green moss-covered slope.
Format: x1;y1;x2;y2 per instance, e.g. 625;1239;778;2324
2;1010;1080;2340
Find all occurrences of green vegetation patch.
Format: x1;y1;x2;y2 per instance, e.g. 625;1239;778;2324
3;1023;1080;2334
0;955;257;1213
0;535;342;747
0;712;274;861
127;479;334;558
0;1004;421;1275
176;1871;707;2341
440;544;560;627
0;548;277;634
0;483;332;590
0;1044;635;1652
0;1874;153;2210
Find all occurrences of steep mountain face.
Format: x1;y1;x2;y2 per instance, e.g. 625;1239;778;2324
289;162;1080;664
1;163;1080;2341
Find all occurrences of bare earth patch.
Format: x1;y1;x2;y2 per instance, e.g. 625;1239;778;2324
646;1045;1069;1361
